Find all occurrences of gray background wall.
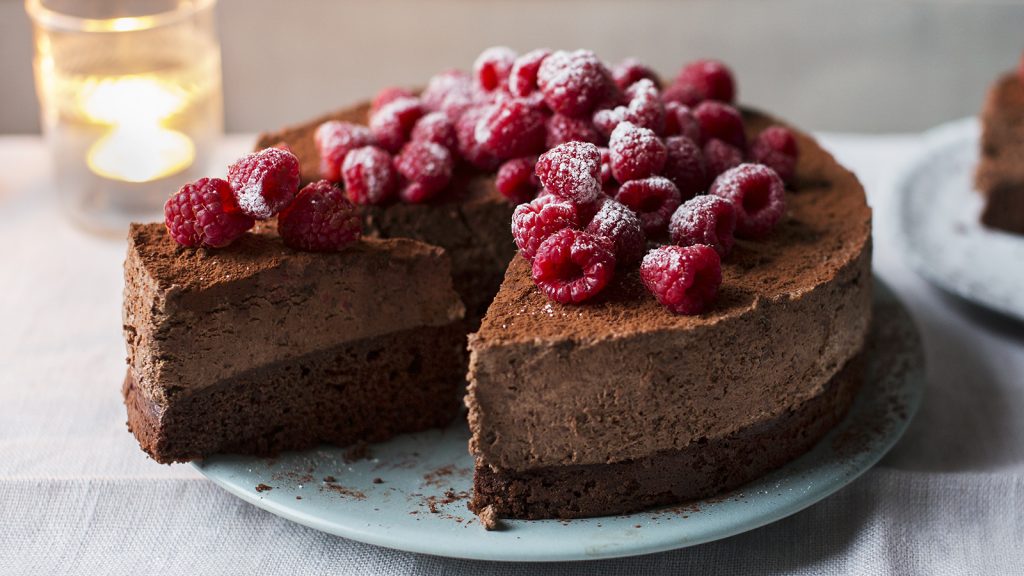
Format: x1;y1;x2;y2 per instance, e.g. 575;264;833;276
2;0;1022;135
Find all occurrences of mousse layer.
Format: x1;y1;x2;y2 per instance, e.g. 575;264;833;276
976;73;1024;234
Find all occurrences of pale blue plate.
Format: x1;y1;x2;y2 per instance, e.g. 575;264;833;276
195;281;923;562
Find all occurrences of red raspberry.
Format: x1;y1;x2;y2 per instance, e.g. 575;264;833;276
474;46;517;92
615;176;681;237
410;111;458;152
537;50;615;118
641;245;722;315
496;157;540;204
511;194;580;260
663;136;707;199
703;139;744;181
661;82;701;107
664;102;701;142
710;163;786;239
164;177;254;248
535;141;603;204
475;98;547;159
669;194;737;257
612;58;661;91
278;180;361;252
227;147;300;219
315;121;375;182
341;146;398;205
584;197;645;264
371;87;414;116
455;107;500;171
598;147;613;187
532;228;616;304
750;125;798;185
693;101;746;148
394;141;454;203
509;48;551;97
369;97;424;153
422;70;475;118
675;59;736;104
609;121;667;182
1019;50;1024;81
593;78;665;137
545;113;600;148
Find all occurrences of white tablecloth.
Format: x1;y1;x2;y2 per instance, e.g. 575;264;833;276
2;133;1023;575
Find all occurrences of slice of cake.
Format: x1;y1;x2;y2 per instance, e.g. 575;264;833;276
123;223;466;463
976;54;1024;234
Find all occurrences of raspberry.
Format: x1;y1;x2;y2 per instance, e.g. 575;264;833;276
369;97;424;153
545;113;600;148
422;70;475;119
474;46;517;92
314;121;375;182
710;163;786;239
615;176;681;237
609;121;667;182
661;82;701;107
537;50;615;118
531;228;616;304
475;98;547;159
227;147;300;219
394;140;454;203
702;139;744;181
612;58;661;91
371;87;414;115
509;48;551;97
669;195;737;257
278;180;361;252
584;197;645;264
496;157;540;204
664;102;701;142
693;101;746;148
662;136;707;198
598;147;613;187
455;107;500;171
535;141;603;204
410;112;458;152
675;59;736;104
641;245;722;315
750;125;799;185
511;194;580;260
341;146;398;205
164;177;254;248
593;78;665;137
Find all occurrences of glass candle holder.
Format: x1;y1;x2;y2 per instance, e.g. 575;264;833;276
26;0;223;236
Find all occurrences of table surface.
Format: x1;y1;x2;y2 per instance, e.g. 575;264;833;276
2;133;1023;576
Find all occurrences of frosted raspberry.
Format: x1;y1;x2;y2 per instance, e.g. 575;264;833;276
710;163;786;239
750;125;799;185
410;112;458;152
662;136;707;198
496;157;540;204
612;58;661;91
598;147;613;187
369;97;424;153
394;140;454;203
537;50;615;118
584;197;645;264
314;121;375;182
532;228;616;304
609;121;667;183
341;146;398;205
664;102;701;142
615;176;681;237
675;59;736;104
509;48;551;97
545;113;601;148
641;245;722;315
593;79;665;137
511;194;580;260
662;82;701;108
703;139;744;181
474;46;517;92
422;70;475;119
227;147;300;219
535;141;603;204
164;177;254;248
693;101;746;148
455;107;500;170
475;98;546;159
371;87;414;115
278;180;361;252
669;195;737;257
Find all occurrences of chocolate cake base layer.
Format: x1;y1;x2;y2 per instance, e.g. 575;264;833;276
470;352;864;520
980;182;1024;234
125;324;466;464
976;72;1024;234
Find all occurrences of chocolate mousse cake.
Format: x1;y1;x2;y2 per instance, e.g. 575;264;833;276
976;59;1024;234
